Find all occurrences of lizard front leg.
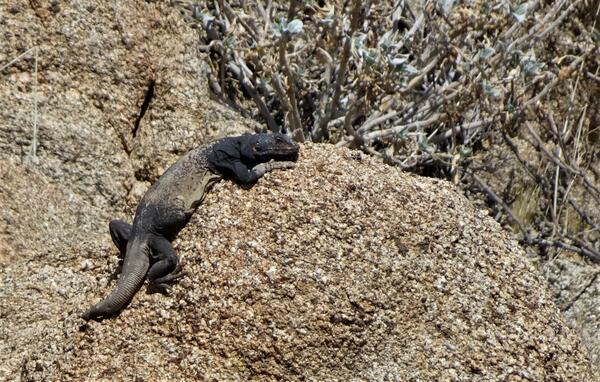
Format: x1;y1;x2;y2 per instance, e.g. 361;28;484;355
251;160;297;178
228;160;296;184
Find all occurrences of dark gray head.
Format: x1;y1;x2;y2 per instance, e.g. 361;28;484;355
246;133;299;162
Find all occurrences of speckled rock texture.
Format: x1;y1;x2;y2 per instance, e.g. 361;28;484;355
0;0;596;380
1;145;594;381
0;0;254;211
545;255;600;368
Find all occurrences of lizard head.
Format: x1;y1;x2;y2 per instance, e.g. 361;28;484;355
248;133;299;163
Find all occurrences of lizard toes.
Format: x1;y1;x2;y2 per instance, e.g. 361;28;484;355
274;161;297;169
147;283;171;295
156;271;186;284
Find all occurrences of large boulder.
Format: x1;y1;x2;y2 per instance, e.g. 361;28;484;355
2;144;593;381
0;0;254;297
0;1;595;380
0;0;253;212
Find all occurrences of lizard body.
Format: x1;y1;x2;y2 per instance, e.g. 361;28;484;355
83;133;299;320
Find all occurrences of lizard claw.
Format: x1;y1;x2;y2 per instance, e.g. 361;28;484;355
147;269;186;295
269;160;297;170
147;283;172;295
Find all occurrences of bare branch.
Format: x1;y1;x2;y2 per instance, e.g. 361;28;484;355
528;237;600;263
227;62;279;132
312;0;366;141
470;173;530;240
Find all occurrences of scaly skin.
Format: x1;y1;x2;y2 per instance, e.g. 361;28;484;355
83;133;299;320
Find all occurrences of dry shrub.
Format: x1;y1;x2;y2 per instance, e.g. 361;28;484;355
181;0;599;263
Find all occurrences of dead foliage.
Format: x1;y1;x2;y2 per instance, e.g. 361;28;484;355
180;0;599;264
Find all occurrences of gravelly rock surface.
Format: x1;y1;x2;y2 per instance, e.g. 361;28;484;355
1;145;594;381
0;0;597;380
545;256;600;368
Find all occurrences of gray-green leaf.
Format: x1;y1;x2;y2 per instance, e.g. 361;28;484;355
477;47;495;61
512;3;528;23
482;82;503;99
418;134;436;154
287;19;304;34
401;64;419;74
438;0;455;15
389;56;409;67
460;146;473;157
592;29;600;44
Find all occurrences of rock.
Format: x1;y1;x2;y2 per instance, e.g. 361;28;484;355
544;255;600;368
2;145;594;381
0;0;596;380
0;160;108;266
0;0;254;213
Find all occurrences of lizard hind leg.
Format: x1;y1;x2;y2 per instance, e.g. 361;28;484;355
146;235;185;295
108;220;133;281
109;219;132;259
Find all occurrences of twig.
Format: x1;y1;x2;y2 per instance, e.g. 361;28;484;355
535;0;582;43
357;110;400;136
221;2;259;42
363;113;443;142
529;237;600;263
342;97;364;137
471;173;530;239
502;130;599;233
567;198;599;231
311;33;351;141
586;71;600;84
354;82;460;138
403;55;440;93
277;37;303;139
429;118;494;144
505;0;567;53
525;121;600;204
0;46;37;72
312;0;364;141
286;0;298;19
271;73;293;133
562;271;599;312
276;0;303;139
227;62;279;132
551;154;559;236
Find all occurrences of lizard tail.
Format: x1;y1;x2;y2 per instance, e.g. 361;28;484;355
83;238;150;320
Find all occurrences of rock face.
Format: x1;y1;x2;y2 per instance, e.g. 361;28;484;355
1;145;594;381
0;0;254;212
545;256;600;368
0;0;255;267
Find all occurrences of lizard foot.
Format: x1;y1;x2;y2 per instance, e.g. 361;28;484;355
147;264;186;295
269;160;297;170
146;282;172;295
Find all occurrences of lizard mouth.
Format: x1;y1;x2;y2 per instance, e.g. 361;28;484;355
273;145;300;161
258;143;299;162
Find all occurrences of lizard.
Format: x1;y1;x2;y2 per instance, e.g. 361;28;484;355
82;133;299;321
